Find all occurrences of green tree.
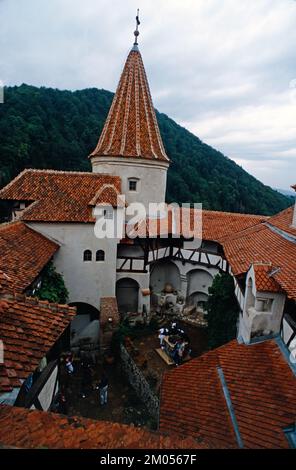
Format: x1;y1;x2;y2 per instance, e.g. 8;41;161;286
0;84;292;216
205;272;240;349
35;261;68;304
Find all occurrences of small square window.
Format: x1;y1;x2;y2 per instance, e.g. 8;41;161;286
129;180;137;192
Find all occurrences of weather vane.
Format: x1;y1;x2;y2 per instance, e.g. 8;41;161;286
133;9;140;46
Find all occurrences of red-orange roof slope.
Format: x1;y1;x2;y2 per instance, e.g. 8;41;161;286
0;169;121;223
90;47;169;162
0;405;209;449
222;223;296;299
160;339;296;449
0;293;75;393
0;221;59;292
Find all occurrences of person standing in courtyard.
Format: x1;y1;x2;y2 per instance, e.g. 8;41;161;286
99;371;108;406
158;327;169;349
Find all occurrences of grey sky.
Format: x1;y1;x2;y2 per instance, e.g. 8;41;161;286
1;0;295;190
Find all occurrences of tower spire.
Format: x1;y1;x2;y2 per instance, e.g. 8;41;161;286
90;11;169;163
133;9;140;46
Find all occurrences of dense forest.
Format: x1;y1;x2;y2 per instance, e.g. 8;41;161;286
0;84;291;215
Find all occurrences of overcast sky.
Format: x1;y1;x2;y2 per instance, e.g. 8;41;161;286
1;0;295;190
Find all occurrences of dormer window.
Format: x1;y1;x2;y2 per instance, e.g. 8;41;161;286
129;179;138;192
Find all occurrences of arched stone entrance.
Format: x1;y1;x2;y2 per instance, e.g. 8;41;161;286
116;278;139;314
150;260;181;294
187;291;209;310
186;269;213;307
69;302;100;347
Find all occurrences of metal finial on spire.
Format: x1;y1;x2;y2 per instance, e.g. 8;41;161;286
133;9;140;46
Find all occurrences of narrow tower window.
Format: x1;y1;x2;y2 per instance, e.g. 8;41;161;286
83;250;92;262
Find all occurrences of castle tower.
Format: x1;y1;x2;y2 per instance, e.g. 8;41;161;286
90;13;170;210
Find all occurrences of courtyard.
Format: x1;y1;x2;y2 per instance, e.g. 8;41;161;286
63;322;208;430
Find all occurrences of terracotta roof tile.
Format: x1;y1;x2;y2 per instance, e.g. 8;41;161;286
90;48;169;162
0;169;121;223
0;294;75;392
253;263;282;293
200;210;267;242
0;405;208;449
0;272;15;296
0;221;59;292
222;224;296;299
129;208;264;240
267;205;296;237
89;184;125;207
160;339;296;449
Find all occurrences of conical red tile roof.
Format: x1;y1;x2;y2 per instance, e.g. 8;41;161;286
90;46;169;162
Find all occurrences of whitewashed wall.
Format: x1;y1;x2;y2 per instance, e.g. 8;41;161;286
29;222;118;310
91;156;169;210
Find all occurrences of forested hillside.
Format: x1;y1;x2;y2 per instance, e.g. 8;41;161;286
0;84;291;215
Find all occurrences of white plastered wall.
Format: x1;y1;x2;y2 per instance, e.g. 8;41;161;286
28;222;119;310
91;156;169;210
240;266;286;343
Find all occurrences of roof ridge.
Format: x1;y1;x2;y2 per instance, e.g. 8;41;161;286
221;221;266;242
268;204;294;220
199;208;268;219
12;292;76;314
15;168;120;177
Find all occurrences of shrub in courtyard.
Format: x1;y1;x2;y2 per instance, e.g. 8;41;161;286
205;272;240;349
34;261;69;304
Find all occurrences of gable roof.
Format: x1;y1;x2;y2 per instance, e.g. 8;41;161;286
160;339;296;449
222;223;296;299
0;221;59;292
0;169;121;223
90;47;169;162
0;405;209;449
0;291;75;393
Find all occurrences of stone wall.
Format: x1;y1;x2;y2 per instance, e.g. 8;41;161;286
120;344;159;423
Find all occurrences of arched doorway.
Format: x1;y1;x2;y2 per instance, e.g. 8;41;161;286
69;302;100;347
186;269;213;307
116;278;139;314
150;260;181;294
187;291;209;311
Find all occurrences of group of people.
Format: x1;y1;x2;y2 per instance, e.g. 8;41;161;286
55;352;109;415
80;356;109;405
158;321;191;366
